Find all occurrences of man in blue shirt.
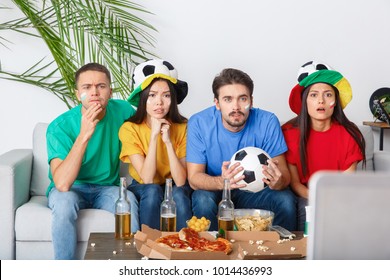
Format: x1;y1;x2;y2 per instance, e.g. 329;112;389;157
187;68;297;231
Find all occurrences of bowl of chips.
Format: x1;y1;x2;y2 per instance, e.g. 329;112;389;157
186;216;211;232
234;209;274;231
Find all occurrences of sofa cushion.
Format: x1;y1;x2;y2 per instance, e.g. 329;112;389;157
15;196;52;241
15;195;115;242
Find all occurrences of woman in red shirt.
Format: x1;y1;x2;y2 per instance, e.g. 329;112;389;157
282;61;366;230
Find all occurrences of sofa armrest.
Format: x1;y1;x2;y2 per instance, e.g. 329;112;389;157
373;151;390;172
0;149;33;260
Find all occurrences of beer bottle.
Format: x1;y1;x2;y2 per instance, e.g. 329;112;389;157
115;177;132;239
218;179;235;232
160;178;177;232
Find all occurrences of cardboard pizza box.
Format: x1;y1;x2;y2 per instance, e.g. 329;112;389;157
134;225;306;260
134;225;230;260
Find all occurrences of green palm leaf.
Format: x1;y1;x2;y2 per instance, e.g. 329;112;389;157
0;0;157;108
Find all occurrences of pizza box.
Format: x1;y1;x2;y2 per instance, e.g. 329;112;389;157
134;225;307;260
227;231;307;259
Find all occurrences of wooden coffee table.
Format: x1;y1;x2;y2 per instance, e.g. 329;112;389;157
84;231;306;260
84;232;143;260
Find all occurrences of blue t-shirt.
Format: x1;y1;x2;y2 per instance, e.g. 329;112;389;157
46;99;135;196
186;106;287;176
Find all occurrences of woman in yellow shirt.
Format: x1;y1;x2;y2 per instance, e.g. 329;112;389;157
119;59;192;230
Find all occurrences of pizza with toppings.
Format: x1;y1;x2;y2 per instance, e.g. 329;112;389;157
155;228;232;254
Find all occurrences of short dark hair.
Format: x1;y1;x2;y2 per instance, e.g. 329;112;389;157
75;63;111;87
212;68;254;99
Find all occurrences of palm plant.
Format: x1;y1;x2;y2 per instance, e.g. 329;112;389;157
0;0;157;108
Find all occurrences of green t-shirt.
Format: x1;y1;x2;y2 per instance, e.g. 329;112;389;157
46;99;135;196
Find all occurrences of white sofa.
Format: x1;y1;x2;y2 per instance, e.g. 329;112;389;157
1;123;390;259
0;122;132;260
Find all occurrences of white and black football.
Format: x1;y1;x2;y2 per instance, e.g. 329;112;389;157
229;146;271;193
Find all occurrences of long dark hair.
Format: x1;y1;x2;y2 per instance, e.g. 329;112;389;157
126;78;187;124
285;84;366;176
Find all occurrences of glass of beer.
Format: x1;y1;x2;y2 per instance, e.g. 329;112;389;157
160;213;177;232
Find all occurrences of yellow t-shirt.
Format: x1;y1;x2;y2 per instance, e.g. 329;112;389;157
119;121;187;185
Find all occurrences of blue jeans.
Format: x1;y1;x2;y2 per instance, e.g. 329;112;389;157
128;181;193;230
192;187;297;231
48;184;139;260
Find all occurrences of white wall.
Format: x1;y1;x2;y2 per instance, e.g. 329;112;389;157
1;0;390;156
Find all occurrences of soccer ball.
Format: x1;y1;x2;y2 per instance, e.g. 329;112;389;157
229;147;271;193
297;61;332;82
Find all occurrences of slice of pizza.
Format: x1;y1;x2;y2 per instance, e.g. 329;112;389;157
178;227;200;242
203;237;233;254
178;228;212;251
155;228;233;254
179;228;232;254
155;233;193;251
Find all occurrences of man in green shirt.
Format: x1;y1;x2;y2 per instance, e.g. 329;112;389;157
46;63;139;259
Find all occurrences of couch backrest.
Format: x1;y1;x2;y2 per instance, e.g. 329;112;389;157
30;122;375;196
357;125;374;171
30;122;132;196
30;123;51;196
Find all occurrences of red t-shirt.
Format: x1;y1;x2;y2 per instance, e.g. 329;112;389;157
282;122;364;185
